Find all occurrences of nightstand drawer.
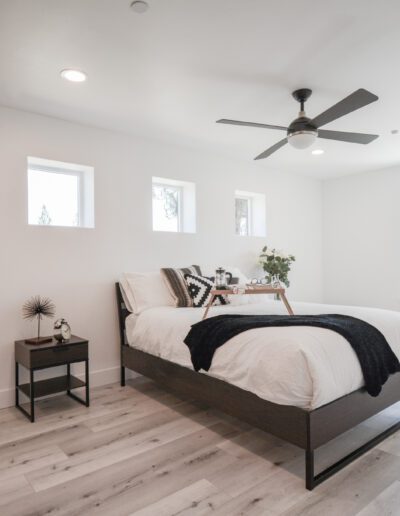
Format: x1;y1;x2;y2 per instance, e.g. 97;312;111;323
30;342;88;368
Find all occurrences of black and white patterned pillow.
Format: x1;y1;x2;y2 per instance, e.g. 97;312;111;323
184;274;228;308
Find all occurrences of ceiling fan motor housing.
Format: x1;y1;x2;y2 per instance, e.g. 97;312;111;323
287;89;318;148
287;115;318;148
289;89;317;136
287;116;317;137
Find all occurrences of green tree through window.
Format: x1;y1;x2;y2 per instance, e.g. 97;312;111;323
38;204;52;225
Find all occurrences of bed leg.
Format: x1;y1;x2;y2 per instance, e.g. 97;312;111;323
121;365;126;387
305;449;315;490
305;419;400;490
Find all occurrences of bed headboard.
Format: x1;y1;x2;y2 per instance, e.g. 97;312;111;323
115;282;130;347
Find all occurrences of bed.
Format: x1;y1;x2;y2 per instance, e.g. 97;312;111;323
116;282;400;490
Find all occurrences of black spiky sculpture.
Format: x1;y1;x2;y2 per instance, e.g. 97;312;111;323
23;296;56;344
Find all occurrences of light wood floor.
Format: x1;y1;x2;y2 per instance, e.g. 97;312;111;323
1;378;400;516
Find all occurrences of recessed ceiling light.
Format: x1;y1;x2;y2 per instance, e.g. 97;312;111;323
311;149;324;156
130;1;149;13
60;69;87;82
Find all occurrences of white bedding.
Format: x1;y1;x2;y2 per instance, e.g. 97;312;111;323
125;300;400;410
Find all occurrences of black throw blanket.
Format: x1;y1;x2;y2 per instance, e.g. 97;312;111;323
184;314;400;397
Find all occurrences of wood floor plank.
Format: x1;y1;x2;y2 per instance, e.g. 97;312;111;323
211;442;314;516
80;443;237;515
0;445;67;482
83;396;190;433
61;406;185;456
212;430;303;499
0;475;34;506
27;407;223;492
1;423;238;516
129;479;232;516
217;428;283;458
61;403;220;458
376;431;400;456
0;404;123;446
355;480;400;516
0;423;90;460
0;406;25;424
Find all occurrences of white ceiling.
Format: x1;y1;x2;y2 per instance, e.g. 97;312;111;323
0;0;399;179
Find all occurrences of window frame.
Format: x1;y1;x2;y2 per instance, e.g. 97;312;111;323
27;157;94;229
235;194;252;237
28;164;84;227
234;189;266;237
152;181;184;233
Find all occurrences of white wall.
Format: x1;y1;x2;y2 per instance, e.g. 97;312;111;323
0;106;323;408
323;165;400;310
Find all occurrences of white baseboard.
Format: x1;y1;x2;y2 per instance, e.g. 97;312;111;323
74;365;139;387
0;365;140;410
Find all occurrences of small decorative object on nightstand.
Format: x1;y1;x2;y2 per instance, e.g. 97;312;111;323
15;336;89;422
22;296;55;345
54;318;72;342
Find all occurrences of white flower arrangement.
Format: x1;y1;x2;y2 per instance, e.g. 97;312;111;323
258;246;296;287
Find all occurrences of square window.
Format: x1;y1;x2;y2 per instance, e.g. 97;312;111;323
235;190;266;237
152;177;195;233
28;157;94;228
235;197;251;236
152;183;182;232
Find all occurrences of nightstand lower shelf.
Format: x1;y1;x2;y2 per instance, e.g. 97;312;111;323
18;375;85;399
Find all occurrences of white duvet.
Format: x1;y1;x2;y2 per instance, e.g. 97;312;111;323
126;300;400;410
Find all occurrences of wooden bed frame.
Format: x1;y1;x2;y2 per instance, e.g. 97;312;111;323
116;283;400;490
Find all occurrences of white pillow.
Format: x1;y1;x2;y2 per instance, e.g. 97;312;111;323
119;276;135;312
120;272;175;314
223;265;251;287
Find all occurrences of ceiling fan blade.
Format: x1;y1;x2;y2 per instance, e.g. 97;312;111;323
217;119;287;131
254;138;288;160
312;89;378;128
318;129;379;144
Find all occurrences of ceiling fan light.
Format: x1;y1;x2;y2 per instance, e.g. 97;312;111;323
287;131;317;149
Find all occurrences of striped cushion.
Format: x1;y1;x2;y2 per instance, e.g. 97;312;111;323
161;265;202;307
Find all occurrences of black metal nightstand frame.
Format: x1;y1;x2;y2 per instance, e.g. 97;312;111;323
15;338;89;422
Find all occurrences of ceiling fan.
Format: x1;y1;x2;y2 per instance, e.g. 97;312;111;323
217;88;379;160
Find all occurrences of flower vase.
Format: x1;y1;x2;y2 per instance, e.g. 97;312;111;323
269;275;280;300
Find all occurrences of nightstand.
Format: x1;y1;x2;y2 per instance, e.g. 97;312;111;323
15;335;89;422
